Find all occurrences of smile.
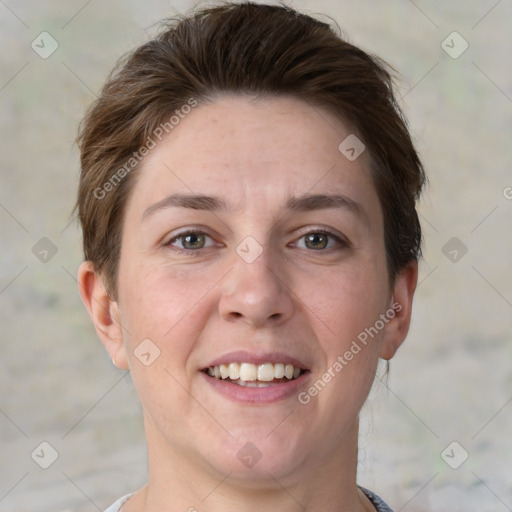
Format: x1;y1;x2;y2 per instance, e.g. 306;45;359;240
204;362;305;387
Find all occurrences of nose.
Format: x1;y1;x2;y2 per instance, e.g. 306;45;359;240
218;248;294;328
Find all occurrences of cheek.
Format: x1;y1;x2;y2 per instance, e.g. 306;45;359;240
300;260;389;344
118;261;218;367
298;275;385;432
118;263;221;422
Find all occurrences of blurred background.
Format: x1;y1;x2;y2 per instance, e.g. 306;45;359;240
1;1;511;511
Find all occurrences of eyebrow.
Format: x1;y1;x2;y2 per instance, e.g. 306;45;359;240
285;192;369;228
286;193;364;217
142;193;228;221
141;192;368;226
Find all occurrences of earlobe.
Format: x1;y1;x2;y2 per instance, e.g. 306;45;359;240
77;261;129;370
380;260;418;360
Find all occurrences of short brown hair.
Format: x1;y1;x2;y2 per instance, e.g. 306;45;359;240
76;1;426;299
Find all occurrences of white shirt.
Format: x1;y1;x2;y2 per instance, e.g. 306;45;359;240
103;493;134;512
103;487;393;511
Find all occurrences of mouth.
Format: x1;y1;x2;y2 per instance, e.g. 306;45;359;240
203;362;306;387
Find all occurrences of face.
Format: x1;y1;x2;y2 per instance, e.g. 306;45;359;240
82;94;416;486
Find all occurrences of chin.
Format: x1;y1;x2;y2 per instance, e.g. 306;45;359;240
203;427;309;485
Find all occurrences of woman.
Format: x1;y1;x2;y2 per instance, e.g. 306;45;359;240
76;2;425;511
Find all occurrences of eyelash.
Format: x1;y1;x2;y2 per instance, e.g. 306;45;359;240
165;228;350;254
292;228;350;251
166;229;220;254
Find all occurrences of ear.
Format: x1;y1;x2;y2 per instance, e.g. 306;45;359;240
77;261;129;370
380;260;418;360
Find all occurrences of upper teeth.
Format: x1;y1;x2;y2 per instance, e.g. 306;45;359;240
207;363;301;382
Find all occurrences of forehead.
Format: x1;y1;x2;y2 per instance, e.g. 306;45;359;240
125;94;380;219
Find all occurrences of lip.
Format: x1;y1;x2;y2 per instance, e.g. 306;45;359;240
200;369;310;404
201;350;310;371
199;350;312;404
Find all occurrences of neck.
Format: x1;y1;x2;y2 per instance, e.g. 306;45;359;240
125;417;371;512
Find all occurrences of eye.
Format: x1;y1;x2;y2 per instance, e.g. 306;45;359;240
294;230;347;251
168;231;217;250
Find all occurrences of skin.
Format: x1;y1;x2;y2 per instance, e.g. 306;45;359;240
78;94;417;512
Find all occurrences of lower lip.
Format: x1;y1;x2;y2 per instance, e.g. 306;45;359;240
200;371;309;404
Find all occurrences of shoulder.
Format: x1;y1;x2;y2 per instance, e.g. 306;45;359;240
103;493;134;512
359;486;394;512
